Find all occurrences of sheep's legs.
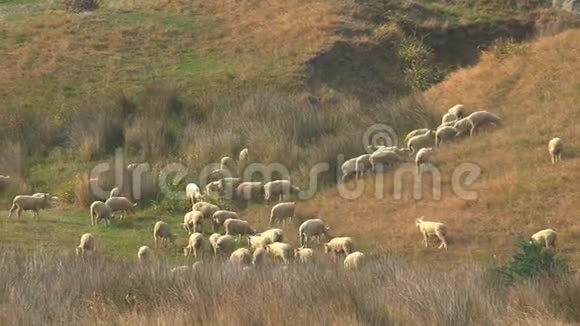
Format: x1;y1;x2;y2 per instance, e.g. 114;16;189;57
422;233;429;248
8;204;17;219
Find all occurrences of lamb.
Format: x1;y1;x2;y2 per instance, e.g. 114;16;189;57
252;247;267;266
137;246;153;262
435;126;458;148
182;211;204;234
90;201;112;225
269;202;296;227
110;187;121;198
344;252;365;270
76;233;96;257
266;242;293;264
183;232;204;258
259;228;284;243
455;111;502;137
530;229;558;248
415;216;448;249
185;183;202;204
208;233;221;255
264;180;301;203
8;193;53;220
404;128;430;144
415;147;434;173
224;218;256;241
407;130;435;153
105;196;136;220
212;210;240;232
191;201;220;220
548;138;563;165
153;221;176;248
248;235;272;250
298;219;331;247
340;157;359;182
215;234;237;256
441;112;457;124
235;182;264;201
230;248;252;267
294;247;315;264
448;104;466;119
324;237;354;258
370;150;405;172
355;154;372;180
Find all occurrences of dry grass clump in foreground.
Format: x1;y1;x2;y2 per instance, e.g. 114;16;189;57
0;250;578;325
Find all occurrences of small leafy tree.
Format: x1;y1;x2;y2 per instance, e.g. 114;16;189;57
502;241;570;283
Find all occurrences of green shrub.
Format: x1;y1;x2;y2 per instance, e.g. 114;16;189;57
63;0;100;12
502;241;570;283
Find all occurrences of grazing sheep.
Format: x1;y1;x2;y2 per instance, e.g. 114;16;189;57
344;252;365;270
76;233;95;257
105;196;136;220
253;247;267;266
212;210;240;232
259;228;284;244
185;183;202;204
90;201;112;226
153;221;176;249
298;219;331;247
209;233;221;255
269;202;296;227
324;237;354;258
355;154;372;180
191;201;220;220
183;232;204;258
415;216;448;249
182;211;204;234
208;178;243;199
224;218;256;242
435;126;458;148
441;112;457;124
8;193;52;220
415;147;434;173
530;229;558;248
294;247;315;264
340;157;359;182
455;111;502;137
548;138;563;165
230;248;252;267
407;130;435;153
248;235;272;250
110;187;121;198
404;128;430;144
264;180;300;203
266;242;293;264
448;104;466;119
220;156;237;172
235;182;264;202
370;150;405;172
137;246;153;262
215;234;237;257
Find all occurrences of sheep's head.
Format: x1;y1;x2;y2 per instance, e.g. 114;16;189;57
415;216;425;228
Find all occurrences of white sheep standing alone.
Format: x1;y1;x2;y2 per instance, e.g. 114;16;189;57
8;193;53;220
415;147;434;173
266;242;293;264
105;196;137;220
407;130;435;153
153;221;176;248
76;233;96;257
435;126;458;148
230;248;252;267
415;216;448;249
183;232;204;258
298;219;331;247
137;246;153;262
185;183;202;204
182;211;204;234
344;252;365;270
269;202;296;227
530;229;558;248
548;138;563;165
294;247;315;264
90;201;112;225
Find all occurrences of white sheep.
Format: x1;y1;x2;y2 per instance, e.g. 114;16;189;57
455;111;502;137
355;154;372;180
137;246;153;262
76;233;96;257
370;150;405;172
109;187;121;198
215;234;237;257
90;201;112;225
530;229;558;248
238;148;249;174
208;233;221;255
435;126;458;148
264;180;300;203
220;156;237;172
105;196;136;220
252;247;267;266
185;183;202;204
235;182;264;201
340;157;358;182
153;221;176;248
404;128;430;144
448;104;466;119
183;232;204;258
8;193;52;220
415;216;448;249
344;252;365;270
438;120;456;129
191;201;220;220
548;138;563;165
224;218;256;242
259;228;284;243
266;242;293;264
324;237;354;258
298;219;331;247
407;130;435;153
294;247;315;264
208;178;243;199
182;211;204;234
415;147;434;173
269;202;296;227
441;112;457;124
230;248;252;267
248;235;273;250
212;210;240;232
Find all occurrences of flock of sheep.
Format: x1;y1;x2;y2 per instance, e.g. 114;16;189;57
4;103;566;274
